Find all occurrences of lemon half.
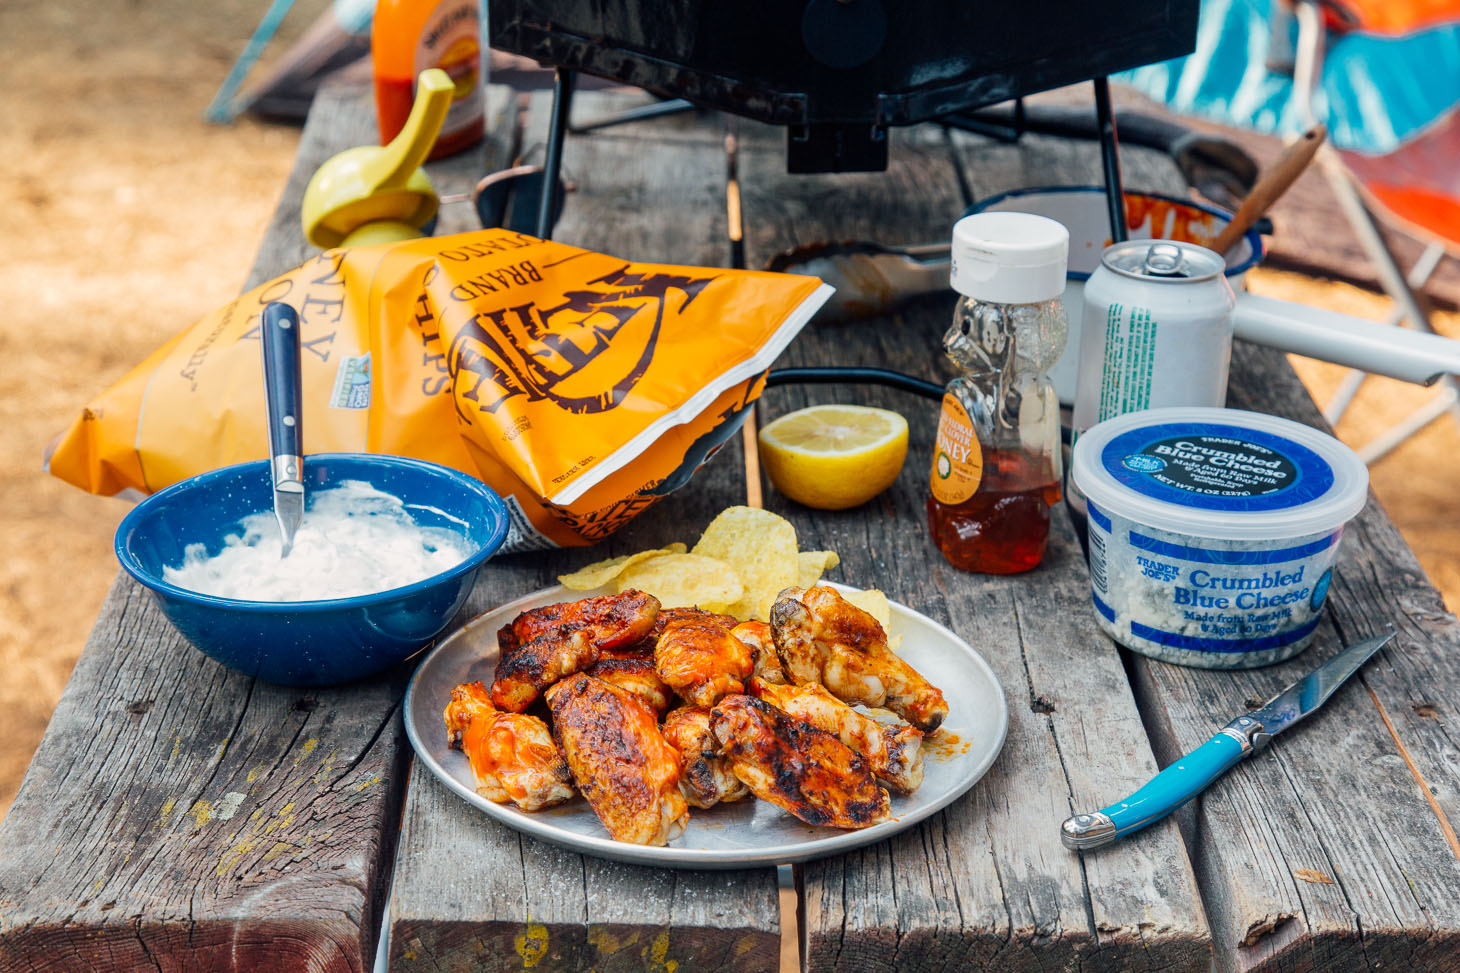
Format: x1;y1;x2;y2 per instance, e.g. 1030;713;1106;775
758;404;909;510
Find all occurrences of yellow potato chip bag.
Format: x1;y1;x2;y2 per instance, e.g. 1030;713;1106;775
46;229;831;552
796;550;840;589
558;543;687;590
691;506;798;621
616;553;743;611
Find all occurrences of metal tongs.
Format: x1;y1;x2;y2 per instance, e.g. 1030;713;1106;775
260;302;304;556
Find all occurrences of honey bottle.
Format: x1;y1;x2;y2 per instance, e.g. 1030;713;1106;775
927;212;1069;574
372;0;485;160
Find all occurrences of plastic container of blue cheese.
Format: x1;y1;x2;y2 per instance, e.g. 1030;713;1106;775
1070;407;1369;668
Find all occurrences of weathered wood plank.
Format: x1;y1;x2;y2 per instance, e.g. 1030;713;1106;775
745;123;1209;969
943;121;1460;970
1121;341;1460;972
0;82;514;973
386;90;781;973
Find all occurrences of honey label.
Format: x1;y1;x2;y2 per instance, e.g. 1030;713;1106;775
930;392;982;504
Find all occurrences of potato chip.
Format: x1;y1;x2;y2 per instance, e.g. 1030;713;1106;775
841;588;892;634
616;553;743;610
692;506;798;621
796;550;840;589
558;543;687;590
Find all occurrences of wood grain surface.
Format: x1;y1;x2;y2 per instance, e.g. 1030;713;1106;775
386;91;781;973
7;78;1460;973
740;121;1210;972
1126;341;1460;973
0;83;510;973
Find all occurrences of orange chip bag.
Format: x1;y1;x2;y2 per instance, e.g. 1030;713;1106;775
47;229;830;550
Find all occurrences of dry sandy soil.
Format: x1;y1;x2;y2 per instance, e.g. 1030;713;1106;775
0;0;324;818
1;1;1457;824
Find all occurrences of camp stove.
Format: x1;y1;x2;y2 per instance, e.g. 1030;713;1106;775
488;0;1199;240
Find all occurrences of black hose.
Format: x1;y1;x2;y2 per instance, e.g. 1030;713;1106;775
763;366;1073;445
764;367;944;400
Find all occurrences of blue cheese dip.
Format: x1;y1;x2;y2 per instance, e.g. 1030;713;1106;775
163;480;470;601
1070;407;1368;668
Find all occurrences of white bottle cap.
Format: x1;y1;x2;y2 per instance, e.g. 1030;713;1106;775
950;212;1070;304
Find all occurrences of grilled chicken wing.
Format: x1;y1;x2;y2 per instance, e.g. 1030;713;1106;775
770;586;948;732
596;643;654;662
753;680;924;794
546;673;688;846
443;682;574;811
598;606;735;660
656;606;738;632
586;658;674;716
733;620;786;686
499;590;658;648
655;613;754;708
709;694;890;829
491;590;660;712
661;704;750;808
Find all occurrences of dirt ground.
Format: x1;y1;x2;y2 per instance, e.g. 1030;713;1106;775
0;0;325;818
1;1;1457;823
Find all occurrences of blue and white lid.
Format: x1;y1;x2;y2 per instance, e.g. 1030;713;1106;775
1072;407;1369;540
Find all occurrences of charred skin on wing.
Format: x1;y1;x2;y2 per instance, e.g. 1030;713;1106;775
770;585;948;733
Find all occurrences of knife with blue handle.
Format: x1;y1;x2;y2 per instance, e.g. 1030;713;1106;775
1062;630;1395;851
260;301;305;557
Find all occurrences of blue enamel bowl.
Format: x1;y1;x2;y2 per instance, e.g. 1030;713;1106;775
115;454;509;687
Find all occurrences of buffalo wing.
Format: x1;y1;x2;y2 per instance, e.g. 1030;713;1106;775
491;590;659;712
655;613;753;708
585;658;674;716
443;681;574;811
770;586;947;732
709;694;890;830
661;704;749;808
546;673;688;846
754;680;924;794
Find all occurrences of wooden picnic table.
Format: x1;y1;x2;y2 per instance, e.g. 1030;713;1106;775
3;79;1460;973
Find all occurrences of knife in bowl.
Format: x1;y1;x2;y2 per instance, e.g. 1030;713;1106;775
260;301;305;557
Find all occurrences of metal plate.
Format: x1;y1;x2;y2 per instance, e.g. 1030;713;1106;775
403;583;1009;868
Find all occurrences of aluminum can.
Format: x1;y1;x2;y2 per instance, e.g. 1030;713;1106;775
1072;240;1236;438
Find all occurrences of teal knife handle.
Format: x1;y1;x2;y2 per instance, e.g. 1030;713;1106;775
1062;723;1255;850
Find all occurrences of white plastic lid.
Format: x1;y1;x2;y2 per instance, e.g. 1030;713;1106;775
1071;407;1369;540
950;212;1069;303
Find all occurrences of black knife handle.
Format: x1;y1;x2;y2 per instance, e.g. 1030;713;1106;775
260;301;304;478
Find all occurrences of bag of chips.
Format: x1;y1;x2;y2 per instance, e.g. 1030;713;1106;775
47;229;830;550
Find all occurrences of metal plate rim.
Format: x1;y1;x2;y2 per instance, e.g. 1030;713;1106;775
403;582;1009;869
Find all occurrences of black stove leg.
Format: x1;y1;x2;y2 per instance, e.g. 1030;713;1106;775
537;67;576;240
1093;76;1128;243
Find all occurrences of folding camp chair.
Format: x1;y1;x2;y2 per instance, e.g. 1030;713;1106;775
1120;0;1460;463
1290;0;1460;462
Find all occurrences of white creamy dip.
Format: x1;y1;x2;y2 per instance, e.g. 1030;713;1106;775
163;480;470;601
1071;408;1368;668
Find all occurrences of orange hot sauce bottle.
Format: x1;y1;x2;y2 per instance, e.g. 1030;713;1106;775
927;213;1070;574
373;0;485;160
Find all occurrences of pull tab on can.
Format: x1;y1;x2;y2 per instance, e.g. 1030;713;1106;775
1142;242;1187;278
1100;239;1225;283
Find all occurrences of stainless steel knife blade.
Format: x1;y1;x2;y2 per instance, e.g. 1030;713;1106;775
272;477;304;558
1242;629;1396;746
